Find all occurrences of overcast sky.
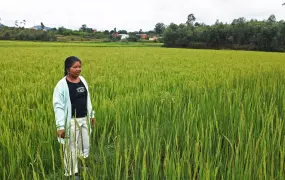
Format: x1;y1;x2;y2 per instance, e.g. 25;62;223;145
0;0;285;31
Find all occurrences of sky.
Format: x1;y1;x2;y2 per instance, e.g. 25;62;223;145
0;0;285;31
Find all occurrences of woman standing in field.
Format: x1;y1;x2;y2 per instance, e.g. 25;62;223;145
53;56;95;179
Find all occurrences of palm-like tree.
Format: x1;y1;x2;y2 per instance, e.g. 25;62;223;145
187;14;196;25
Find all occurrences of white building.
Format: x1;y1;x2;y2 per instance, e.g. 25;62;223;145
119;34;129;40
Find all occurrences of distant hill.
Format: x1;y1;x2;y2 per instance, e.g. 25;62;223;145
32;25;53;31
0;23;6;27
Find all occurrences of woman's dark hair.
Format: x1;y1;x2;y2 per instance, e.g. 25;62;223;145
64;56;82;76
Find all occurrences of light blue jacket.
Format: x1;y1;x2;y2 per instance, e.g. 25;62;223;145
53;76;95;144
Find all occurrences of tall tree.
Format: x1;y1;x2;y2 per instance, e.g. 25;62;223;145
41;22;45;30
15;20;19;27
231;17;246;25
154;22;166;34
58;26;65;34
267;14;276;22
22;20;26;28
118;30;128;34
186;14;196;25
80;24;87;32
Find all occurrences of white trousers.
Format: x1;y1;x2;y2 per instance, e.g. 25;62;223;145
63;117;90;176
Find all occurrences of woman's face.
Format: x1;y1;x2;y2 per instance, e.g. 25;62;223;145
68;61;81;77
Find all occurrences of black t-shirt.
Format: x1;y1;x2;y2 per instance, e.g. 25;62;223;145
66;79;88;118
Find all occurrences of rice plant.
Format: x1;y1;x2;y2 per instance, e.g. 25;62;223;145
1;41;285;179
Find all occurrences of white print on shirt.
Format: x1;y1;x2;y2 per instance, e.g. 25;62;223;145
77;87;85;93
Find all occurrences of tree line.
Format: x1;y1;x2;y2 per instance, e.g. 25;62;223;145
1;14;285;52
162;14;285;52
0;27;57;41
0;23;159;42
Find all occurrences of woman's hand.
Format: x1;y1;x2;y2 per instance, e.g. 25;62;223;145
57;129;65;138
91;118;96;128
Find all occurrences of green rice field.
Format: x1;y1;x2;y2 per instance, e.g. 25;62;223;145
1;41;285;179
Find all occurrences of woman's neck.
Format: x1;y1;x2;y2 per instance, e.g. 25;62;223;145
67;75;80;82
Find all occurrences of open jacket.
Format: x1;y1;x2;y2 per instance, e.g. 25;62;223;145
53;76;95;144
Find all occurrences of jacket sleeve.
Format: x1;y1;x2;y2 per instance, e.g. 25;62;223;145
53;82;65;130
